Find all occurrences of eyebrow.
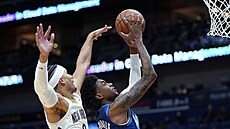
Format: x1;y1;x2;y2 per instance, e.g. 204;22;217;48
100;80;106;85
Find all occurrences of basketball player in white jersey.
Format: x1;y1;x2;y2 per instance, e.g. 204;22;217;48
34;23;112;129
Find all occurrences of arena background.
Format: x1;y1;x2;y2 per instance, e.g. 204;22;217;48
0;0;230;129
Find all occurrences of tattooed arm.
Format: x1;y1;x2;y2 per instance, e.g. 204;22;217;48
109;14;157;124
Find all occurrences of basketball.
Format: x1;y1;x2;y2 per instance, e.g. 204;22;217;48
115;9;145;36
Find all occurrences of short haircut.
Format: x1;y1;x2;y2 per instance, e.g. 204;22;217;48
81;75;101;111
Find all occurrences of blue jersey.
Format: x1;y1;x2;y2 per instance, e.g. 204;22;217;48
97;104;140;129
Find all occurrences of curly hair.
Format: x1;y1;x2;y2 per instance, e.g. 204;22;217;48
81;75;102;112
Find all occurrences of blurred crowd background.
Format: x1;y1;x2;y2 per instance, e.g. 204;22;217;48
0;0;230;129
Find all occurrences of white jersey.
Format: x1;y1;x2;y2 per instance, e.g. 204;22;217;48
45;93;88;129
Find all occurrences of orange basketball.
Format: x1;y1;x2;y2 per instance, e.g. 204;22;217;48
115;9;145;36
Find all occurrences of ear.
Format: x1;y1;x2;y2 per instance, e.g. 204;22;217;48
59;78;65;85
95;93;103;100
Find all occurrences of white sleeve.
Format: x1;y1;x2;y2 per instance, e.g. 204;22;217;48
120;54;141;94
34;60;58;108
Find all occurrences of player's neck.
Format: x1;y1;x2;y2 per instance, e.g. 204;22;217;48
60;90;72;99
101;100;113;105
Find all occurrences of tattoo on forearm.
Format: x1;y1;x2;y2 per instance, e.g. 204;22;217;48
116;78;152;108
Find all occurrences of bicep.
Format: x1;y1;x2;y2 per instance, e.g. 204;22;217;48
109;93;131;115
111;78;150;113
44;95;68;123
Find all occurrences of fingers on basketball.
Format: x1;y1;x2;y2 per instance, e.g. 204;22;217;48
115;9;145;36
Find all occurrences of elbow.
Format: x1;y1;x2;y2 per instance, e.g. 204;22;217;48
150;71;157;81
143;69;157;84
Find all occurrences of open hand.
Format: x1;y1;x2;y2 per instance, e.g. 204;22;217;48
87;25;112;41
35;23;55;57
120;14;144;48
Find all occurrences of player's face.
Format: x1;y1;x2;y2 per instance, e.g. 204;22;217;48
61;71;76;92
95;79;119;101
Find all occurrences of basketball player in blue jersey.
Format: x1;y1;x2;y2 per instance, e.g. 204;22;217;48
34;23;112;129
81;15;157;129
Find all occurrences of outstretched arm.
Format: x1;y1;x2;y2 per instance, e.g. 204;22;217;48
73;25;112;95
110;15;157;115
34;24;58;108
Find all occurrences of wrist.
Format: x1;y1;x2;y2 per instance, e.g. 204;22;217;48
87;32;97;41
37;59;48;67
39;54;49;63
135;38;143;43
86;35;94;42
129;47;138;54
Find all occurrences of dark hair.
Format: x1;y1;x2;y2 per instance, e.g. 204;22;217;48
81;75;101;112
47;64;57;82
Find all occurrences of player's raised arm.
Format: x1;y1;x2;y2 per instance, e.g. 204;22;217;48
34;24;58;108
73;25;112;95
110;14;157;114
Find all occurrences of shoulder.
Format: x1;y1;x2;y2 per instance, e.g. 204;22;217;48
97;104;111;120
99;104;110;112
72;93;82;102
